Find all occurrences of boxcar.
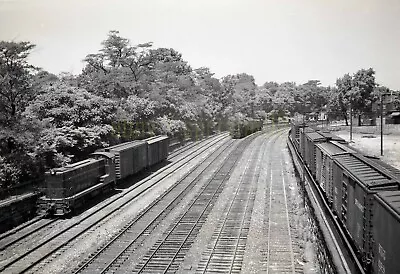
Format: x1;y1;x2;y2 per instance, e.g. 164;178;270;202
303;131;326;177
299;127;315;159
145;135;169;167
290;121;306;151
315;141;357;203
315;142;346;203
372;191;400;274
104;141;147;179
331;153;399;262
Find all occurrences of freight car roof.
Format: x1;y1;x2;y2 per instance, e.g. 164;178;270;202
91;151;115;159
146;135;168;144
376;191;400;221
318;131;345;142
302;127;315;133
106;140;145;152
366;156;400;181
333;153;395;188
330;141;356;153
316;142;346;155
305;131;325;141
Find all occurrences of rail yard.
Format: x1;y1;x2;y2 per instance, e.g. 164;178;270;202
2;2;400;273
0;127;337;273
1;123;399;274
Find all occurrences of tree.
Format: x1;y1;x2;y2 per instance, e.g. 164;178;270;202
25;82;117;128
331;73;352;125
330;68;377;126
100;30;130;69
296;80;329;116
351;68;376;117
0;41;37;127
24;82;117;166
271;82;297;115
82;31;154;97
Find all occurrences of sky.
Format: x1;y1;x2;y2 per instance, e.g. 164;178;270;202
1;0;400;89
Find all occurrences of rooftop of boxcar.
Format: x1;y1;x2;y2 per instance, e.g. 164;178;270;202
302;127;315;133
105;140;145;152
333;153;395;188
289;119;306;125
330;141;357;153
366;156;400;180
318;131;345;142
146;135;168;144
316;142;346;155
305;131;326;141
376;191;400;220
91;151;115;159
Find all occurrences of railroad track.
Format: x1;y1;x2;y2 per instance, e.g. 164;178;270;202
0;218;59;251
263;131;302;273
0;216;45;242
0;133;230;273
192;129;289;274
72;136;240;273
168;134;221;161
195;132;267;273
0;134;222;251
131;134;257;274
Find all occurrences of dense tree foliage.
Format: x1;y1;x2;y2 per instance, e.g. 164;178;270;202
0;32;396;195
0;41;37;126
328;68;377;125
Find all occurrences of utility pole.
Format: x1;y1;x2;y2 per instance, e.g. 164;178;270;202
380;93;384;156
350;100;353;142
302;113;306;184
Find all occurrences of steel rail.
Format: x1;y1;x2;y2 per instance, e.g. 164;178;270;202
0;133;229;273
73;138;235;273
134;134;258;273
0;218;59;251
197;130;286;274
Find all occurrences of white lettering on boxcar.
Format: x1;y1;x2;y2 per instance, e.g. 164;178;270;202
379;244;386;260
355;198;364;213
334;187;337;194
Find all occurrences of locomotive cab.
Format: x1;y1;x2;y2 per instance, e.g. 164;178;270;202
90;152;117;186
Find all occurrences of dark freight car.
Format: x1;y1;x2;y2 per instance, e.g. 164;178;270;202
372;191;400;274
332;153;399;262
289;120;306;151
303;131;325;177
299;127;314;158
105;141;147;179
315;142;346;203
315;141;356;204
145;135;169;167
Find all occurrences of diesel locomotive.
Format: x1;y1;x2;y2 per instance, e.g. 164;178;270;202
37;136;169;216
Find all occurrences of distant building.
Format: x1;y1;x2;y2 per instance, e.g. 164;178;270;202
372;90;400;124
